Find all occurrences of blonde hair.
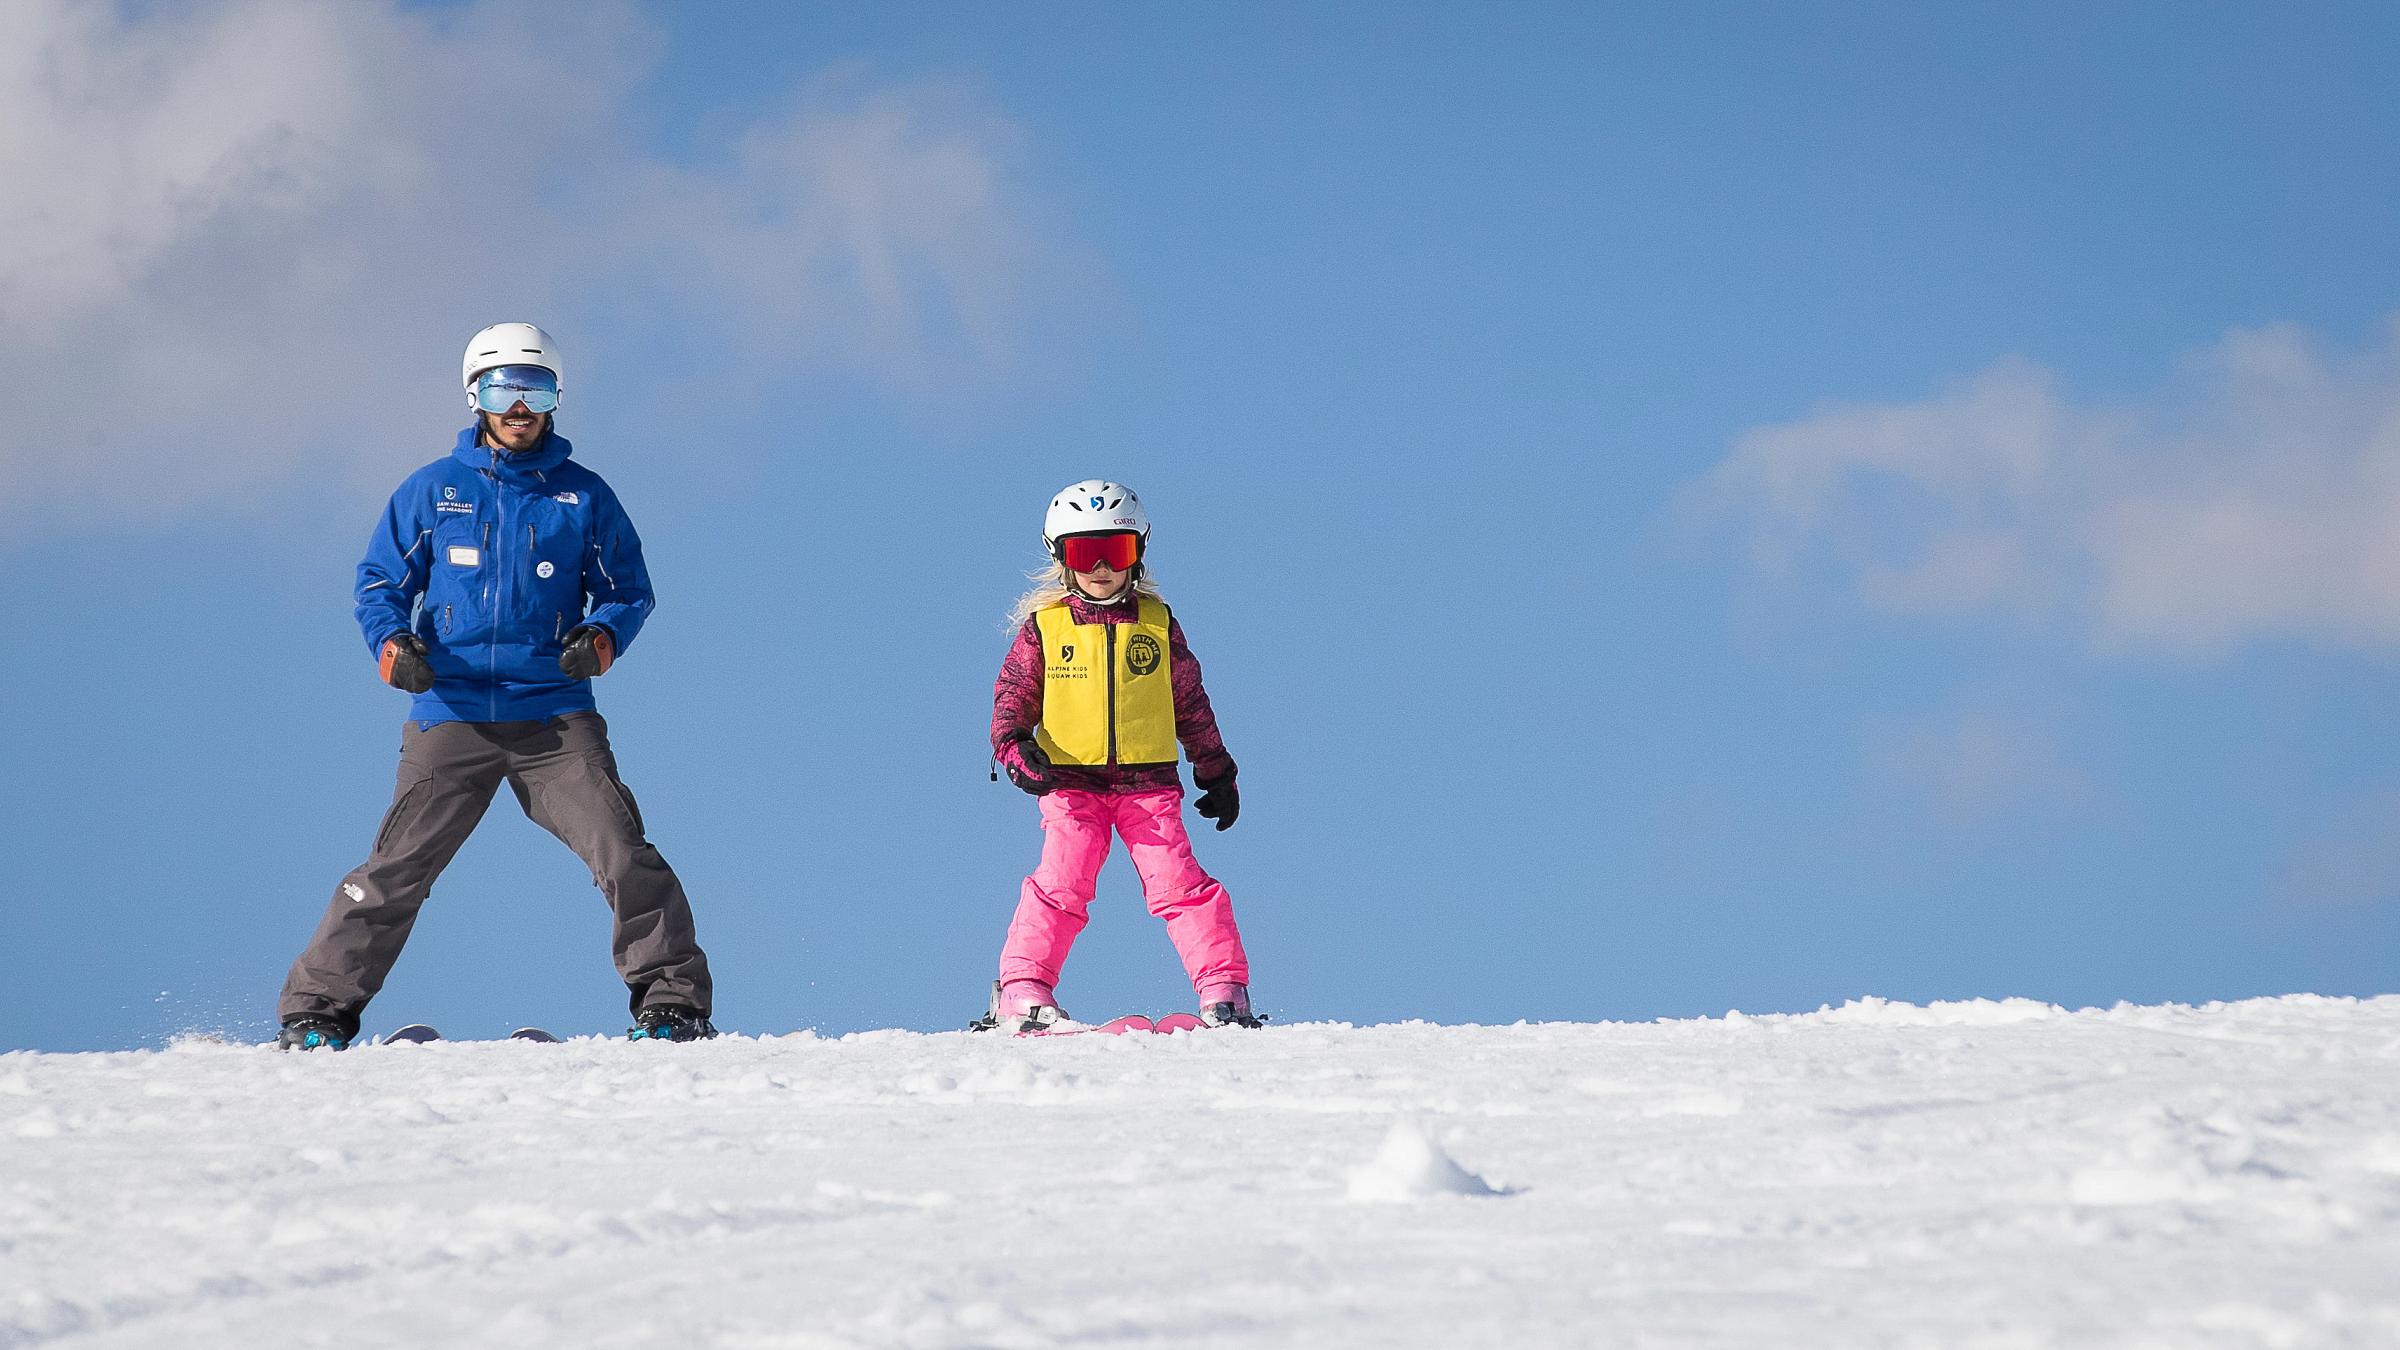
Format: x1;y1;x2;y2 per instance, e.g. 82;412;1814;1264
1005;558;1165;629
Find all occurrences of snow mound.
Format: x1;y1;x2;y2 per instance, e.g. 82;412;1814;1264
1346;1119;1503;1201
1788;994;2069;1027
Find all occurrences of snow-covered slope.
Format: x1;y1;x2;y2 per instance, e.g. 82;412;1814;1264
6;996;2399;1348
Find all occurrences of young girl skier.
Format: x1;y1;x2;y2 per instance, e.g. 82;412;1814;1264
977;479;1258;1033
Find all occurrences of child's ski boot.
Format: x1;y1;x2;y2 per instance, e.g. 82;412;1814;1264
628;1004;718;1042
968;979;1071;1034
1197;983;1264;1028
276;1016;352;1051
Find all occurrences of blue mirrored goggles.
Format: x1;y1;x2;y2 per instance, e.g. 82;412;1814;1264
472;365;560;415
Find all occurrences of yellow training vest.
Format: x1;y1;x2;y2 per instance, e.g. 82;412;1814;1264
1033;598;1179;767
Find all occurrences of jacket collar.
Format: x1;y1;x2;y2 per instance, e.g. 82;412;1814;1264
450;425;572;486
1062;591;1138;621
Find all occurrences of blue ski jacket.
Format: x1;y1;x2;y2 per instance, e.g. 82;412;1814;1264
356;427;655;725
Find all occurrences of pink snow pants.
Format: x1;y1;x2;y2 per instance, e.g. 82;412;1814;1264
999;787;1249;995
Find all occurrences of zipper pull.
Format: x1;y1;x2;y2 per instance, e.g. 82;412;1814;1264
989;755;999;783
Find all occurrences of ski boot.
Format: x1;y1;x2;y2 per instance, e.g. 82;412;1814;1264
1197;984;1264;1029
968;980;1071;1034
628;1004;718;1042
276;1016;352;1052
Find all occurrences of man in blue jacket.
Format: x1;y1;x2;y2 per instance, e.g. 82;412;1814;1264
277;323;715;1049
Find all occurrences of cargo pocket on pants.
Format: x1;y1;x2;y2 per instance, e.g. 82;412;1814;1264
535;760;648;860
606;775;648;843
371;773;436;856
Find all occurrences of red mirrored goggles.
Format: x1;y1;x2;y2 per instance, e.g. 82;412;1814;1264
1056;531;1143;573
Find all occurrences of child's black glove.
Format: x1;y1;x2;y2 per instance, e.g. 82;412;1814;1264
998;735;1055;796
1193;772;1239;831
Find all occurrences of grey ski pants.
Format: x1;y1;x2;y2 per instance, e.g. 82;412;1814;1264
279;711;712;1035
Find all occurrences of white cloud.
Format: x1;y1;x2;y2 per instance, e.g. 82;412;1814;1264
579;74;1074;396
0;0;1084;521
1863;708;2096;825
1701;318;2400;653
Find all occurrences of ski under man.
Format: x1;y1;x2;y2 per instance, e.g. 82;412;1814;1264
275;324;716;1049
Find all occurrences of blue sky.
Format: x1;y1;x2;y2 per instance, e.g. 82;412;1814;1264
6;1;2399;1050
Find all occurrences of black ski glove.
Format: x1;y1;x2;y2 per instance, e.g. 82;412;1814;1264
1193;772;1239;831
560;626;615;680
378;634;434;694
997;735;1055;796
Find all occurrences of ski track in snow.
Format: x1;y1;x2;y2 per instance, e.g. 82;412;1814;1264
5;996;2400;1348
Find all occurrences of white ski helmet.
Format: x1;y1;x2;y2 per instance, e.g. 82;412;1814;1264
1042;479;1149;554
461;323;563;410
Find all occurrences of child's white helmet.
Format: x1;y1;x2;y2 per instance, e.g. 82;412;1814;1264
461;323;563;409
1042;479;1149;553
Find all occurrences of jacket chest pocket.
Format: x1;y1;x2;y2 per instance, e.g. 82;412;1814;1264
427;517;485;605
433;516;484;568
419;514;491;642
521;502;585;606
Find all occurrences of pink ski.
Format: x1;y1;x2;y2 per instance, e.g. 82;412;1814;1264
1014;1012;1221;1037
1018;1014;1154;1038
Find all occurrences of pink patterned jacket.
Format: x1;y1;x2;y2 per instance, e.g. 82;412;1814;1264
991;593;1236;794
